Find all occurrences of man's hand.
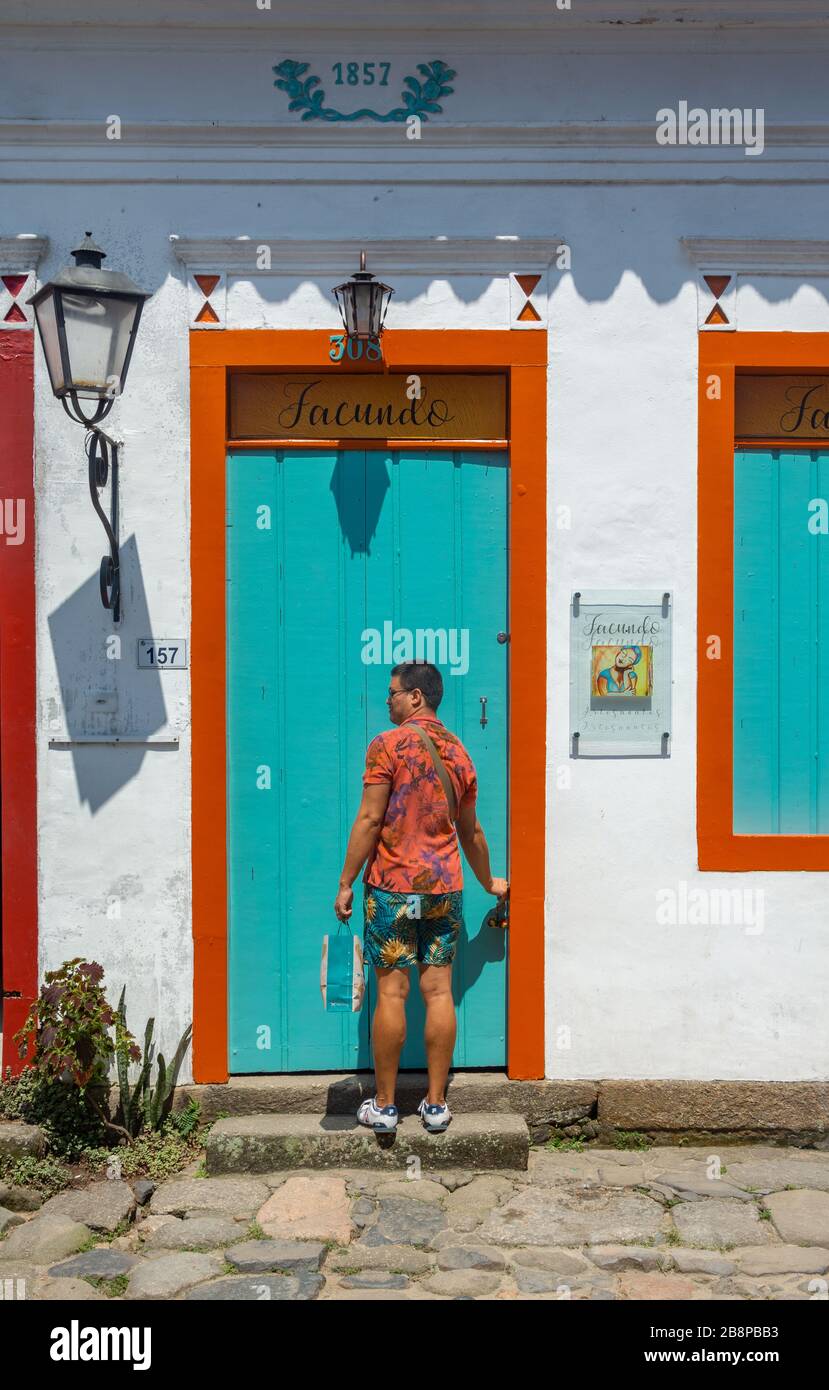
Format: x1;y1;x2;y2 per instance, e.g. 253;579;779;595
334;885;354;923
488;877;509;899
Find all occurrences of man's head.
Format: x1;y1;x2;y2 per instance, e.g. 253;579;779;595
387;662;444;725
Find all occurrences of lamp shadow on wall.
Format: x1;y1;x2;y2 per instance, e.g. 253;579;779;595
46;533;173;813
329;451;390;555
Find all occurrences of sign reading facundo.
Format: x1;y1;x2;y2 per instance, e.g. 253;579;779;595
736;376;829;439
229;373;507;442
570;592;673;757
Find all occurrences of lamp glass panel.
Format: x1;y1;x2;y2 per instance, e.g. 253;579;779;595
60;291;139;398
338;287;358;338
353;282;374;338
33;289;66;395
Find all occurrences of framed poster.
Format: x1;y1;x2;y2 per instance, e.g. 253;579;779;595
570;590;672;757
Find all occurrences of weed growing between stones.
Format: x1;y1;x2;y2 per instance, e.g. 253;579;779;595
613;1131;653;1151
83;1274;129;1298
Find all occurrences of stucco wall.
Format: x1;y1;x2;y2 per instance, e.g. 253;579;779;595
3;6;829;1082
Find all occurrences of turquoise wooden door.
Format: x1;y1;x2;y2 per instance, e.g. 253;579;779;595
227;448;508;1073
733;448;829;832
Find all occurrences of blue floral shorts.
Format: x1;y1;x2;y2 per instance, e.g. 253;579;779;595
363;886;463;969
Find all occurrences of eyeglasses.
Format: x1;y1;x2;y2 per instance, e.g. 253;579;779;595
387;688;406;701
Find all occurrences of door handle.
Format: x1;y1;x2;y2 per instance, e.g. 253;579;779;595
480;696;488;728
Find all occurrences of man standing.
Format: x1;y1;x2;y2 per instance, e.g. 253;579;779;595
333;661;508;1134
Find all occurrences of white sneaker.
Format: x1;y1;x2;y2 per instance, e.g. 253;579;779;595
417;1097;452;1133
357;1096;399;1133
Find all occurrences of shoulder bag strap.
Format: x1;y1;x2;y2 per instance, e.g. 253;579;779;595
411;724;458;823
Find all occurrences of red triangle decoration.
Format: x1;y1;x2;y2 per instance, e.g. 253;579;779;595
194;274;221;297
2;274;28;298
703;274;731;300
3;302;27;323
195;300;220;324
515;273;541;296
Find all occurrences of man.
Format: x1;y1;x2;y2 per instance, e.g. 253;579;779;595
333;660;508;1134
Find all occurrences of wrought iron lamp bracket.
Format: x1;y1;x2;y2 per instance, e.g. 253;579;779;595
60;393;121;622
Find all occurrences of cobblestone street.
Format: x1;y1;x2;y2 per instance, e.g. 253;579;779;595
3;1143;829;1301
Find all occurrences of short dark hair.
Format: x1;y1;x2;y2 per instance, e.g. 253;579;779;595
391;661;444;710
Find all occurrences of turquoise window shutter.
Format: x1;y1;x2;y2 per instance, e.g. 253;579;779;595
733;449;829;833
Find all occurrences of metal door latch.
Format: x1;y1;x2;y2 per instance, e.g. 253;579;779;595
496;632;510;644
480;696;488;728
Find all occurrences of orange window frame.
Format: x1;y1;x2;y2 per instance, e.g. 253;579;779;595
190;329;548;1080
699;331;829;869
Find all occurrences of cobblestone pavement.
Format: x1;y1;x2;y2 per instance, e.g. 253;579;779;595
3;1144;829;1300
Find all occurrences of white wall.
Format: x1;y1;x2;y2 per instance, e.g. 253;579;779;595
3;4;829;1082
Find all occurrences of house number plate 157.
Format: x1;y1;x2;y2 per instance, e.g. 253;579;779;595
138;639;188;669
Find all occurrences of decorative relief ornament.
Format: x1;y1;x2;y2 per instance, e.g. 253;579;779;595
273;59;456;124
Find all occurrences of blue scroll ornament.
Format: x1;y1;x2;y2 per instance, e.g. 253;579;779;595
273;59;456;123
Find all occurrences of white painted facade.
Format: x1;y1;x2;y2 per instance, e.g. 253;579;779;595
3;0;829;1083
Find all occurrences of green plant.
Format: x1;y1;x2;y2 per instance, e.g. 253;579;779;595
13;959;140;1144
166;1098;202;1140
544;1135;585;1152
0;1151;73;1198
0;1065;27;1119
83;1128;197;1183
15;959;139;1087
87;1274;129;1298
113;987;193;1137
2;1066;108;1160
613;1130;652;1151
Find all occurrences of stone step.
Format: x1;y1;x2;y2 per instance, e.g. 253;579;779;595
179;1071;596;1128
204;1111;530;1173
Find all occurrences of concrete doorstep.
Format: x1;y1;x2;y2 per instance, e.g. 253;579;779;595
204;1112;530;1173
177;1074;829;1148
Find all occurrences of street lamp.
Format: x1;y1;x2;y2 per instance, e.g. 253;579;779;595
332;250;394;343
29;233;151;621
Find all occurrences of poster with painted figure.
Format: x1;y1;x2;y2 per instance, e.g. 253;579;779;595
592;644;653;699
570;592;672;757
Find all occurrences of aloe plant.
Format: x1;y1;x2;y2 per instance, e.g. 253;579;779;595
114;987;192;1136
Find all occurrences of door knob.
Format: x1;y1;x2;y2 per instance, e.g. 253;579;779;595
496;632;510;644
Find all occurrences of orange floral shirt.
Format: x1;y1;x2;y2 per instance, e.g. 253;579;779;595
362;713;477;893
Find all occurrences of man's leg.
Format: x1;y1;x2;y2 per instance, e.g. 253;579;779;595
372;966;410;1108
418;963;456;1105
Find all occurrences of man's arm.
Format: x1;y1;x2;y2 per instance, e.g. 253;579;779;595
456;796;508;898
333;783;391;922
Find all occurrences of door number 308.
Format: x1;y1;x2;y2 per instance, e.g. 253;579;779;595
329;334;382;362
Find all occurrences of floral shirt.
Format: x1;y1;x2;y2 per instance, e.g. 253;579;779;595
362;713;477;893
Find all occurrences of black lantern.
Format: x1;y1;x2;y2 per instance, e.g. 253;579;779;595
28;235;151;622
333;250;394;342
29;232;150;427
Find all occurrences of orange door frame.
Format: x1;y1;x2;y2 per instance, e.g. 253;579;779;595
699;331;829;869
190;329;547;1079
